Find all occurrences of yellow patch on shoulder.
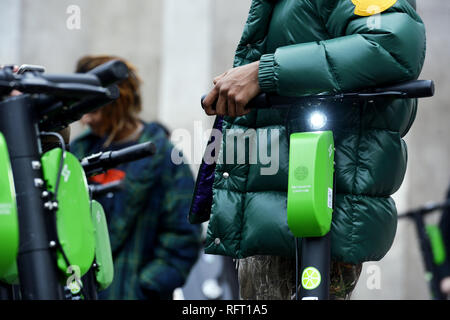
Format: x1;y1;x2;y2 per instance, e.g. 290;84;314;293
351;0;398;16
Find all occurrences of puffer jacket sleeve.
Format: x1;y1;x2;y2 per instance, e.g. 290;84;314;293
258;0;426;96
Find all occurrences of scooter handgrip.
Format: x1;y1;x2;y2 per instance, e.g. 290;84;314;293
375;80;435;98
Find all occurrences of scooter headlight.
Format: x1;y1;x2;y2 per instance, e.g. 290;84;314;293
309;111;327;130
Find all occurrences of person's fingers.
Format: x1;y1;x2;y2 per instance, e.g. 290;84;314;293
216;87;228;116
235;94;246;116
213;71;227;85
204;104;217;116
12;65;19;73
227;94;237;117
202;87;219;116
208;62;261;117
235;93;252;116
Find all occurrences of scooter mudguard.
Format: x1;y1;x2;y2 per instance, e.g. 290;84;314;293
0;132;19;283
91;200;114;291
41;148;95;277
287;131;334;237
426;224;446;266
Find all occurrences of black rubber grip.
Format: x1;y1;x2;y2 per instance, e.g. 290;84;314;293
109;141;157;165
374;80;435;98
81;141;157;177
87;60;129;87
42;74;101;86
0;68;14;82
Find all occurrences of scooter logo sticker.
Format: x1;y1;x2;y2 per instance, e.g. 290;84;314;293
301;267;321;290
67;279;81;295
61;164;71;183
351;0;397;16
294;166;308;181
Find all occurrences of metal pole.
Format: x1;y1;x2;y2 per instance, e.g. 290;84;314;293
0;95;63;299
81;269;98;300
299;233;331;300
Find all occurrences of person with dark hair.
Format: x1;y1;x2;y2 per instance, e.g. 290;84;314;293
71;55;202;300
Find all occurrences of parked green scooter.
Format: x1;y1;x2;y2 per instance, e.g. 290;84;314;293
399;200;450;300
0;62;155;300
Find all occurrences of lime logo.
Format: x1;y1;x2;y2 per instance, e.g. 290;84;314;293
68;280;81;294
351;0;397;16
294;166;308;181
61;164;71;183
301;267;321;290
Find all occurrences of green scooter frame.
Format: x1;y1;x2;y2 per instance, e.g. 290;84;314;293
0;132;19;284
0;145;115;293
41;148;96;278
399;202;449;299
90;200;114;291
287;131;334;300
0;60;129;299
426;224;446;267
287;131;334;237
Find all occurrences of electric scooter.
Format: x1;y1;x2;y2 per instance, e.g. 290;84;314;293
399;200;450;300
203;79;434;300
0;62;156;300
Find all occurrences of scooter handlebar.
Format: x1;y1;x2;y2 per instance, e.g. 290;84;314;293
85;60;129;87
81;141;157;177
398;198;450;219
0;60;129;96
89;180;124;198
371;80;435;99
109;141;157;165
201;80;435;110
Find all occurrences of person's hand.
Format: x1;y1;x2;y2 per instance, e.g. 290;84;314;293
202;61;261;117
0;65;21;96
441;276;450;295
0;65;19;74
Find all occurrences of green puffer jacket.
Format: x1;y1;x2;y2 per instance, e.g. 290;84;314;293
190;0;426;264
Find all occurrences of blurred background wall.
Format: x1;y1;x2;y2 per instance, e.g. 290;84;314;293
0;0;448;300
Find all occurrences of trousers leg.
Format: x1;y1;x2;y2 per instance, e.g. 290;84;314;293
238;255;362;300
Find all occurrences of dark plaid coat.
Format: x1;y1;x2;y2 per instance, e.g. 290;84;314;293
71;121;201;299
